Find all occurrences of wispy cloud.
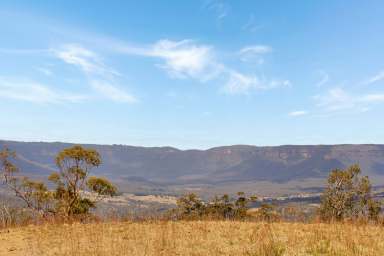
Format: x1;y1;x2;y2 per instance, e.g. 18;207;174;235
90;80;137;103
203;0;230;22
0;77;87;104
366;70;384;84
52;44;119;77
360;94;384;102
288;110;308;117
314;87;384;112
52;44;137;103
35;67;53;76
149;40;221;81
118;39;222;81
239;45;272;64
315;88;356;111
316;70;329;87
240;45;272;55
119;39;289;94
223;70;291;95
242;14;263;33
4;38;289;98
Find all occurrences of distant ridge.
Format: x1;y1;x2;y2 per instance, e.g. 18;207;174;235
1;140;384;190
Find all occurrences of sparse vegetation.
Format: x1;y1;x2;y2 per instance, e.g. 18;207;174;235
1;146;116;218
169;192;258;220
1;150;384;255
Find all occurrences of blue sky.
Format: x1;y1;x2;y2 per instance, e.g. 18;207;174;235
1;0;384;149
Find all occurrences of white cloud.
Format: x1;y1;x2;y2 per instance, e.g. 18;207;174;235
223;72;254;94
118;39;222;82
0;77;86;104
149;40;221;81
366;70;384;84
239;45;272;55
223;71;291;95
314;88;355;111
239;45;272;64
314;87;384;112
288;110;308;117
53;44;137;103
90;80;137;103
52;44;119;77
101;39;289;96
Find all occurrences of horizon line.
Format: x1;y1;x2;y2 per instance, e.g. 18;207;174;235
1;138;382;151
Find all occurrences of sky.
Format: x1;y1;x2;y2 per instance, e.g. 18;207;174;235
1;0;384;149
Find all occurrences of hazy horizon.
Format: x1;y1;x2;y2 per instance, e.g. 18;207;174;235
2;137;384;151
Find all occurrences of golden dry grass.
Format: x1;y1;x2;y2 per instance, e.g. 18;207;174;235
1;221;383;256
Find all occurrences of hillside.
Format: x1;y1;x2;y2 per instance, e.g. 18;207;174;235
1;140;384;195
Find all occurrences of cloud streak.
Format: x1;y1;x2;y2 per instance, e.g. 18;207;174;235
239;45;272;64
53;44;120;77
314;87;384;112
316;70;329;87
223;70;291;95
53;44;137;103
2;38;289;100
242;14;263;33
366;70;384;84
203;0;230;22
90;80;138;103
117;39;289;95
288;110;308;117
0;77;87;104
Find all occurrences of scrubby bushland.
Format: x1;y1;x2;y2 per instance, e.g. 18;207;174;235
250;203;281;222
171;164;383;222
0;145;117;218
319;164;381;222
168;192;262;220
1;147;382;225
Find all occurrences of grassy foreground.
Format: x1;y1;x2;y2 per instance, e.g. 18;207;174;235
1;221;383;256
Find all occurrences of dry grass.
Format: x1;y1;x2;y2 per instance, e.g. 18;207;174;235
1;221;383;255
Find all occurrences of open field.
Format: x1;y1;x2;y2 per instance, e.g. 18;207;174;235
1;221;383;256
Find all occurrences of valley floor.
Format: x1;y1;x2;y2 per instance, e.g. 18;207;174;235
0;221;383;255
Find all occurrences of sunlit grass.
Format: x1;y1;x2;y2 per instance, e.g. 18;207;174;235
1;221;383;255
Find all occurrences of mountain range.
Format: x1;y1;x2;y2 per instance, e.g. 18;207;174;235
1;140;384;195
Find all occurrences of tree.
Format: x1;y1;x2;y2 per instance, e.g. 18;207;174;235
1;145;117;217
174;193;205;219
0;148;54;215
319;164;381;221
234;192;258;219
49;145;117;216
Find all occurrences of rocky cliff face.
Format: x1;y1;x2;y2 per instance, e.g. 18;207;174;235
1;140;384;185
